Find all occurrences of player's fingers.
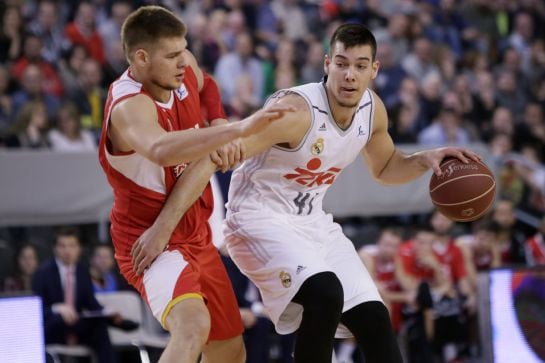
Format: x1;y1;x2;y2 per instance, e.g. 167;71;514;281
133;250;146;275
239;141;247;162
455;150;469;163
210;151;222;166
131;241;140;266
432;161;442;176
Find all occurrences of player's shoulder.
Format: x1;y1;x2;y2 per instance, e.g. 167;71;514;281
110;70;144;101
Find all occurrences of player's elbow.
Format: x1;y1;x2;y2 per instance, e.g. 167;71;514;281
149;142;175;166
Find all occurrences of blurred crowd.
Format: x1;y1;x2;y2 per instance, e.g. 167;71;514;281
1;0;545;362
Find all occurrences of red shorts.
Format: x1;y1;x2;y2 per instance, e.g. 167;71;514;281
114;233;243;341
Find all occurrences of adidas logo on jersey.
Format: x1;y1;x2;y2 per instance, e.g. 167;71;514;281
296;265;307;274
318;123;327;131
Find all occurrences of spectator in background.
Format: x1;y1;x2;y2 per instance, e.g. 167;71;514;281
271;0;309;42
215;31;264;106
48;102;96;152
513;102;545;159
373;12;410;66
525;216;545;266
491;199;529;265
11;33;64;97
89;243;127;293
263;38;298;97
0;64;13;134
98;1;132;57
64;1;106;65
359;228;408;333
495;69;527;117
402;37;441;87
507;11;535;68
2;243;39;293
11;64;60;120
32;227;116;363
58;44;89;94
0;5;24;64
69;58;105;138
373;42;407;108
418;105;471;146
28;0;66;64
4;99;50;149
300;40;325;84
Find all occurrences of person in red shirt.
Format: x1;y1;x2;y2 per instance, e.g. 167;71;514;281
64;2;106;65
359;227;408;332
98;6;292;363
526;216;545;265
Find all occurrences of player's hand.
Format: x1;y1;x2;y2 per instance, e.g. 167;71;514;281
238;103;296;137
210;138;246;172
131;224;170;276
239;307;257;328
420;147;481;176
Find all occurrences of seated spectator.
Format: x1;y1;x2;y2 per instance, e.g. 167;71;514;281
32;227;116;363
456;219;503;289
491;199;529;265
418;106;470;146
525;216;545;265
300;39;325;84
0;64;13;134
0;5;24;64
4;99;50;149
48;102;96;152
360;228;407;328
64;1;106;65
89;243;128;293
11;33;64;97
68;58;106;140
11;64;60;121
2;243;39;293
28;0;66;64
215;31;264;106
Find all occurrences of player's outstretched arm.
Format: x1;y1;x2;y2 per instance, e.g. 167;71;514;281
110;95;294;167
130;96;309;275
362;92;480;185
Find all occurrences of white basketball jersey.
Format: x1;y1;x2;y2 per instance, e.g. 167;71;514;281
227;82;375;216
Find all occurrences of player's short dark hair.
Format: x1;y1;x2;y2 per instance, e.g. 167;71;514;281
121;5;187;59
329;23;377;60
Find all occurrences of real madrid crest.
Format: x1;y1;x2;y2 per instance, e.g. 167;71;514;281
279;271;292;288
311;137;324;155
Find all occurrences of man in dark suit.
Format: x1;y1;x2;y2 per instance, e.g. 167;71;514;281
32;227;116;363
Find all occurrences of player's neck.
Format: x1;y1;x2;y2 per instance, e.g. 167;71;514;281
129;67;171;103
324;86;357;130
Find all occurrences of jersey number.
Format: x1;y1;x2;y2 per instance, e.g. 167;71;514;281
293;192;318;215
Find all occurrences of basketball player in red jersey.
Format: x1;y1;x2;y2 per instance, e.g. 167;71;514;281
98;6;293;363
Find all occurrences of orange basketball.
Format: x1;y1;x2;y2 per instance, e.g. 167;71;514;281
429;157;496;222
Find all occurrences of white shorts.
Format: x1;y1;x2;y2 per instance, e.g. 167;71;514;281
224;210;382;338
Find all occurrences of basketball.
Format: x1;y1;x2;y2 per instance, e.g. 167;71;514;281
429;157;496;222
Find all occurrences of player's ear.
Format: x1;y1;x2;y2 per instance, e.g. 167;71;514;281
134;48;149;67
324;54;330;75
371;60;380;80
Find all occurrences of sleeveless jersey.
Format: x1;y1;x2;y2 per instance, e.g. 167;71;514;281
227;81;375;217
98;67;213;258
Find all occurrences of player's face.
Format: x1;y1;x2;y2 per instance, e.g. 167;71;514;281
378;232;401;259
324;42;378;108
148;37;188;90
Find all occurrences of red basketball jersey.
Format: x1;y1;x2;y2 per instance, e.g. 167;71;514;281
99;67;213;259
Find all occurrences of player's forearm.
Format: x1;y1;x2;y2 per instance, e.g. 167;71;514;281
153;156;217;237
150;123;243;166
375;150;430;185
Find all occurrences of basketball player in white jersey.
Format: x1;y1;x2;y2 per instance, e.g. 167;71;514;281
135;23;480;362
